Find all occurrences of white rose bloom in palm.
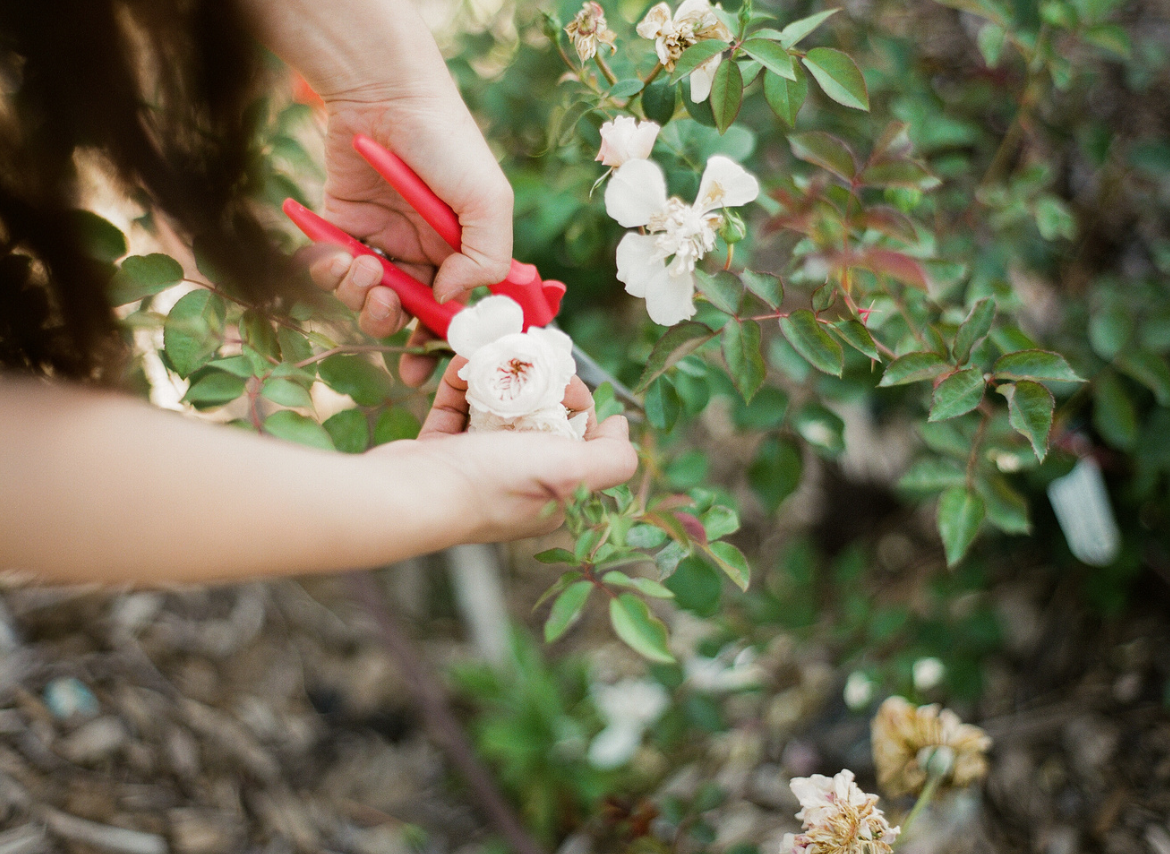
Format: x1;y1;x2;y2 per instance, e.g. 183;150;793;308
447;296;586;439
605;155;759;325
637;0;731;102
596;117;661;168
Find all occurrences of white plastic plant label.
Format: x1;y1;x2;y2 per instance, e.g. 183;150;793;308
1046;457;1120;566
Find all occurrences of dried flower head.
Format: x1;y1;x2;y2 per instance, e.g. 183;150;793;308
565;2;617;62
781;769;900;854
871;696;991;798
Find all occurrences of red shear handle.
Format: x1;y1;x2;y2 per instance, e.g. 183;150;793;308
282;199;459;339
352;134;564;329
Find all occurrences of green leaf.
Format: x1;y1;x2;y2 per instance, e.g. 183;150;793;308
262;377;313;409
323;408;370;454
859;160;940;190
802;48;869;111
1116;350;1170;407
953;298;996;364
602;572;675;599
206;356;253;378
878;351;948;386
763;68;808;127
373;408;420;444
701;505;740;540
778;8;839;47
975;22;1006;66
665;556;721;616
626;524;668;550
749;436;803;512
937;487;984;566
779;309;843;377
1034;195;1076;241
1092;370;1138;451
733;386;789;431
929;368;986;421
789;131;857;182
830;319;880;360
108;254;184;305
264;410;334;451
277;328;314;366
634;321;716;393
993;349;1084;383
696;270;742;315
682;80;717;126
545;581;593;643
707;541;750;590
709;58;744;133
70;210;127;263
1000;380;1054;461
1083;23;1131;57
532;570;585;611
793;401;845;457
551;100;596;148
641;80;678;125
740;269;783;308
610;78;644;98
1088;303;1132;361
980;474;1032;535
645;375;682;430
163;290;226;378
183;370;245;408
241;310;281;362
609;594;675;663
897;458;966;494
739;39;795;80
319;354;394;406
722;319;765;403
670;40;730;83
534;547;577;565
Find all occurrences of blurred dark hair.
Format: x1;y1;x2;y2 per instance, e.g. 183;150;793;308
0;0;294;380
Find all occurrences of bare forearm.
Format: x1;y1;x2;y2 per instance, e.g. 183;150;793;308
0;379;460;584
240;0;454;100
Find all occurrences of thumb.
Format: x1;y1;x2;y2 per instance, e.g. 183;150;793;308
432;178;514;303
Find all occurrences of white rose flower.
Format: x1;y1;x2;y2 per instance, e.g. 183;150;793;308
447;296;581;436
587;678;670;768
597;117;661;168
604;155;759;325
636;0;731;102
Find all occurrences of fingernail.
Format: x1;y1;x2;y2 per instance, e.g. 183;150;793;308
328;253;353;278
368;291;393;320
353;256;382;288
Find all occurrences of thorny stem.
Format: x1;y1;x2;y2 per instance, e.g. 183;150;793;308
965;405;992;490
896;773;943;846
293;343;430;369
183;278;310;339
979;25;1049;190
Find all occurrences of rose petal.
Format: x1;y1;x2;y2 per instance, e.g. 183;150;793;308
636;2;672;38
615;232;664;298
447;295;525;359
695;155;760;213
688;53;720;103
605;159;668;227
676;0;714;20
644;267;697;326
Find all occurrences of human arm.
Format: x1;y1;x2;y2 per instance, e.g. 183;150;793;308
241;0;514;384
0;377;636;585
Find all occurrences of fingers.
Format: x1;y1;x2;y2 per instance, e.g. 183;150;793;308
418;357;469;438
305;247;407;338
578;415;638;491
563;376;599;438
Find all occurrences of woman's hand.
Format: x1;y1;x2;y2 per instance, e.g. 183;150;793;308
243;0;514;386
370;357;638;544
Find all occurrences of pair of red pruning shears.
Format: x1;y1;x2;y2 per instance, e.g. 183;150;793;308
283;134;566;339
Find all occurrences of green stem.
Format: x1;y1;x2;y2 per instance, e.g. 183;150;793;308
594;52;617;86
642;62;664;86
896;773;942;846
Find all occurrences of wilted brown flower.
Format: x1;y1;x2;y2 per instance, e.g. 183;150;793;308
564;2;617;61
871;696;991;798
781;769;900;854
